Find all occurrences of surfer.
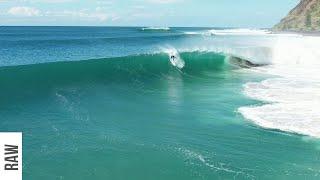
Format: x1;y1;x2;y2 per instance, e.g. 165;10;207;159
170;55;176;60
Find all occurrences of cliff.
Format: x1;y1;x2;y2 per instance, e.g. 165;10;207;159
273;0;320;32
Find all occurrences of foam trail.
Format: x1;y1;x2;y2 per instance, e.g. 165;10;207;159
239;36;320;138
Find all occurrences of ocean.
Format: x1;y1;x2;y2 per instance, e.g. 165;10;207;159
0;26;319;179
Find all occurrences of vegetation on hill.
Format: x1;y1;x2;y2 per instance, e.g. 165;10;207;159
273;0;320;32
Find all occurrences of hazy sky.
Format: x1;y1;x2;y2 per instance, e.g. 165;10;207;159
0;0;299;27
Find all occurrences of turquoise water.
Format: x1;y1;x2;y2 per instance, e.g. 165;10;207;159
0;27;319;179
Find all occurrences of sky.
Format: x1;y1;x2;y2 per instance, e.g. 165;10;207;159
0;0;299;27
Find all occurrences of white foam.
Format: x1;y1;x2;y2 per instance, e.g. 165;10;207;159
239;36;320;138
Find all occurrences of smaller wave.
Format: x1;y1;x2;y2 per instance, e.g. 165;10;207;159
208;28;270;36
183;28;270;37
141;27;170;31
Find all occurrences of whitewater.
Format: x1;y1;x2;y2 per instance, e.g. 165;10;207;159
239;35;320;138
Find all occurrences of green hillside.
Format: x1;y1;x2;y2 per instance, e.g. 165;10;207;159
273;0;320;31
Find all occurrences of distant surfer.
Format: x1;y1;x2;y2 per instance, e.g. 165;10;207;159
168;51;184;69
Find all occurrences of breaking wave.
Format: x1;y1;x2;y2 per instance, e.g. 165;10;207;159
2;32;319;139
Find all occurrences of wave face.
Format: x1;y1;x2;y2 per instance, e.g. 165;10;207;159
0;51;229;99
